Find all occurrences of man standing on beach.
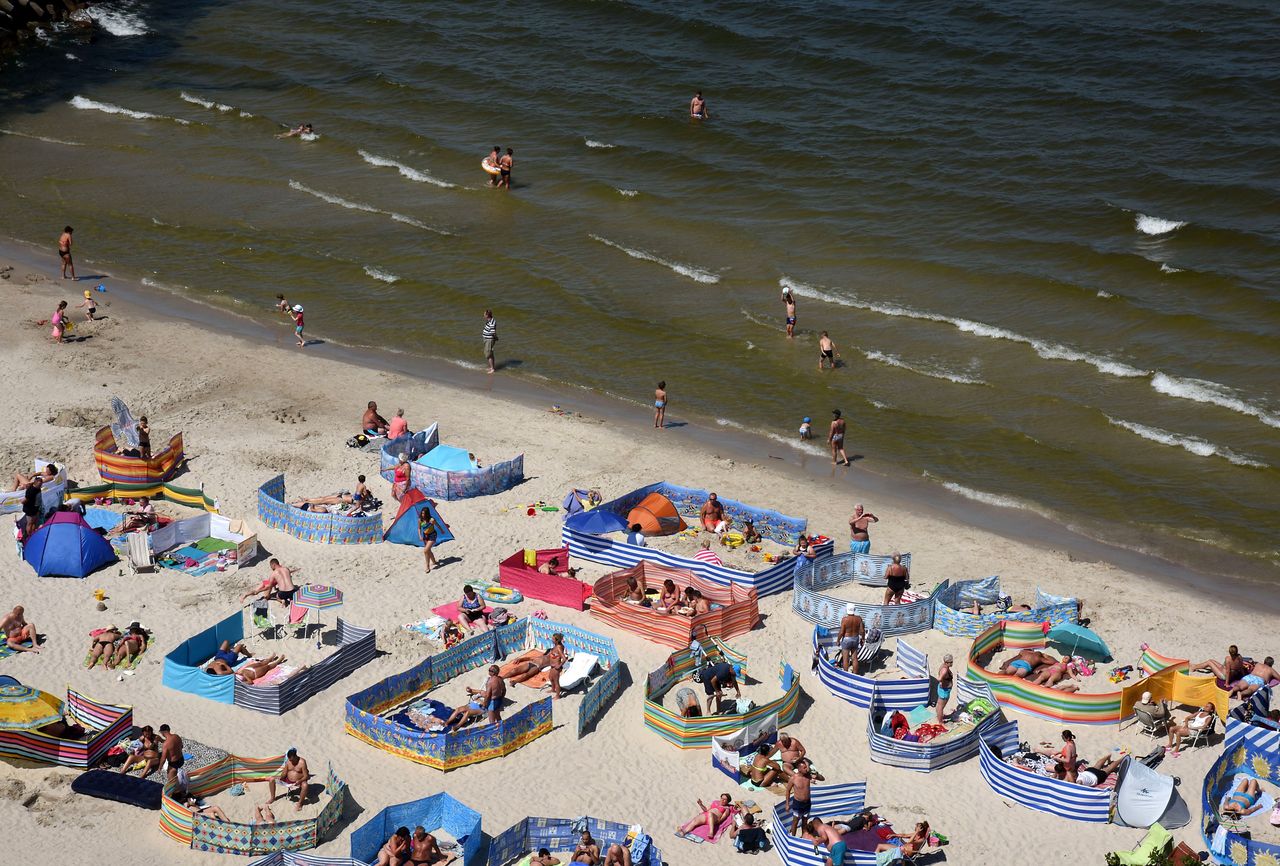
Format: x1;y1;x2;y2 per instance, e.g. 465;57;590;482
690;91;709;119
483;309;498;373
828;409;849;466
58;226;75;280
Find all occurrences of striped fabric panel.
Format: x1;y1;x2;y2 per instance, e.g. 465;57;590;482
67;479;219;511
977;721;1111;822
256;474;382;544
234;619;377;714
792;565;942;635
811;628;931;710
589;563;759;649
1224;716;1280;751
1202;720;1280;865
866;679;1008;773
837;552;915;586
93;426;184;483
248;854;368;866
644;662;798;748
769;783;870;866
561;523;831;598
896;640;928;680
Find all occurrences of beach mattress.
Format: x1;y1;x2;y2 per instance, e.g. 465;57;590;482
71;769;163;810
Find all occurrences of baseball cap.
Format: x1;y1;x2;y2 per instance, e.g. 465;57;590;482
803;417;811;423
845;603;856;616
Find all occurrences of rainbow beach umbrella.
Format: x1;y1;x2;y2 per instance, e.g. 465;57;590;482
0;684;64;731
291;584;344;646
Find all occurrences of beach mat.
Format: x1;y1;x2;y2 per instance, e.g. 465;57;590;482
139;739;228;784
688;805;738;843
0;640;35;661
72;769;163;810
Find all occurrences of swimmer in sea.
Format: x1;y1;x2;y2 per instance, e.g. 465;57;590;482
277;123;314;139
690;90;709;119
783;289;796;337
484;146;501;186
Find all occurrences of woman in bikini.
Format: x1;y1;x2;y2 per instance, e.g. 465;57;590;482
206;653;288;682
1030;655;1071;687
108;624;149;669
657;578;680;611
499;650;549;684
87;626;122;668
546;632;567;698
877;821;930;860
1222;778;1266;818
675;792;734;839
119;726;161;776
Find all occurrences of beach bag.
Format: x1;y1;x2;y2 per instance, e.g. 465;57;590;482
490;608;511;626
346;434;369;449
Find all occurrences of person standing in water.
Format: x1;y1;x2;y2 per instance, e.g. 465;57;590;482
829;409;849;466
484;146;501;186
690;91;709;119
483;309;498;373
498;148;514;189
58;226;75;281
654;381;667;430
783;289;797;338
818;331;838;370
291;304;305;348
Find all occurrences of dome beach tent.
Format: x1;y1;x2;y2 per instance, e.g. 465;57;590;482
626;492;686;537
23;511;116;577
384;489;455;547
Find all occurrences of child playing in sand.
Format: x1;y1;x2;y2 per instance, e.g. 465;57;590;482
76;290;97;321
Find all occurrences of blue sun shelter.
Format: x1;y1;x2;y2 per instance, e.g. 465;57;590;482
350;792;482;866
23;511;116;577
384;489;455;547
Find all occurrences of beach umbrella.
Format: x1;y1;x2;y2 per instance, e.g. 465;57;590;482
1047;622;1112;661
565;509;628;535
292;584;344;647
0;684;64;731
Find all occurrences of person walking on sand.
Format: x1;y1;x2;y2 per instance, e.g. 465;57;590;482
828;409;849;466
76;290;97;321
690;90;709;119
483;309;498;372
290;304;305;347
783;289;796;338
654;381;667;429
818;331;838;370
58;226;75;280
497;148;514;189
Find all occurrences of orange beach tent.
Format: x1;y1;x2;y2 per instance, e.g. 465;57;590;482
627;493;686;537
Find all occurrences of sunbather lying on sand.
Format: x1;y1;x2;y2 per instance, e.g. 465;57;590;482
206;653;289;683
442;699;486;731
87;625;122;666
1230;657;1278;700
290;493;355;508
499;650;549;684
1029;656;1072;687
1222;777;1267;818
1000;649;1054;678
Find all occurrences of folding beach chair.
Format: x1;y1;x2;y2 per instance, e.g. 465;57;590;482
1182;713;1217;751
1133;706;1168;742
127;531;155;574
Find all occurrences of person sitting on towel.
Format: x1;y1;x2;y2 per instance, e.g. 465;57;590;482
730;812;767;853
675;686;702;718
374;826;411;866
1191;644;1247;685
777;732;807;772
537;556;561;575
875;821;930;863
362;401;390;436
740;519;762;544
571;830;600;864
409;825;454;865
1035;730;1079;781
456;585;488;632
602;843;632;866
624;575;648;605
112;496;157;535
748;743;785;786
119;725;161;775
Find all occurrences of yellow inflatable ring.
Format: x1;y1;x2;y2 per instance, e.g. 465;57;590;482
481;159;501;176
723;532;745;548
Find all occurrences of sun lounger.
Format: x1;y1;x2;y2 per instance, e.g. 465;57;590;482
553;653;599;693
127;531;155;573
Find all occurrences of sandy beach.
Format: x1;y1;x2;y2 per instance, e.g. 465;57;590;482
0;250;1273;866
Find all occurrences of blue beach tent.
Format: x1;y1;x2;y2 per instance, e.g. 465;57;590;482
23;511;116;577
383;489;455;547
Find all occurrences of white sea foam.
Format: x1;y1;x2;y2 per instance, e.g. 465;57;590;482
924;473;1050;516
868;399;892;410
150;217;180;228
89;7;149;36
589;234;719;283
780;277;1146;379
358;150;456;189
239;111;254;118
70;96;189;125
1096;290;1113;299
862;350;985;385
287;180;449;236
66;53;79;61
716;419;826;456
180;92;234;113
363;265;399;284
1136;214;1187;235
585;139;616;149
616;189;639;197
1159;263;1183;274
0;129;83;146
746;341;756;350
1150;373;1280;429
1106;416;1266;468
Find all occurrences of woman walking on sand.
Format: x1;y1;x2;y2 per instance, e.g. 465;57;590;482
654;381;667;429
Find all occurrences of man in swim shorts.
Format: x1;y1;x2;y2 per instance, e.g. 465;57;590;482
818;331;838;371
829;409;849;466
268;748;311;812
804;817;844;866
700;492;727;533
362;401;390;435
837;604;865;673
689;90;709;119
1231;656;1278;699
783;289;796;337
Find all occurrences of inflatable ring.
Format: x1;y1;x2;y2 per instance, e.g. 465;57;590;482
723;532;745;548
483;585;523;604
481;160;501;176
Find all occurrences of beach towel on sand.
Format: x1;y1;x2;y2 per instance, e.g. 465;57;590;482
688;805;738;842
1221;773;1276;824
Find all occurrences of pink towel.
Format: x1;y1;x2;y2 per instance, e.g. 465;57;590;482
432;600;494;621
689;806;739;843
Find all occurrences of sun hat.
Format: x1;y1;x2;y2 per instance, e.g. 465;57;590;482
84;290;92;298
845;603;857;616
292;304;303;312
803;417;811;423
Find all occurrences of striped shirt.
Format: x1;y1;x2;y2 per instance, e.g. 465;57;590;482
693;548;723;566
482;317;497;340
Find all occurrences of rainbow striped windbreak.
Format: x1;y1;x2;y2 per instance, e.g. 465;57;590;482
93;426;184;483
965;620;1186;724
66;479;218;512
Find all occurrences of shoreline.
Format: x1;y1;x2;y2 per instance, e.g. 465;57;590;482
4;233;1276;615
